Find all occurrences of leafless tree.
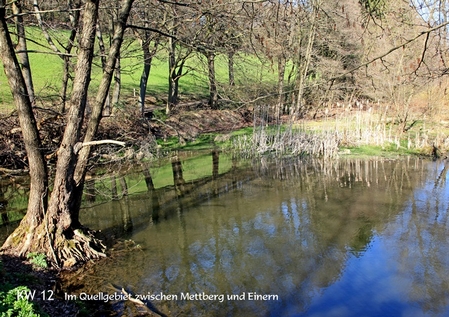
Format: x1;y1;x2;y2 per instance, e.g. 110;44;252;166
0;0;135;268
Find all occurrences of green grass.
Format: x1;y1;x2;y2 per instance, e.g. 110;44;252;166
342;144;421;158
0;26;279;114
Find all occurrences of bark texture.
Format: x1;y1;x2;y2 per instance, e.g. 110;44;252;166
1;0;133;269
0;0;48;256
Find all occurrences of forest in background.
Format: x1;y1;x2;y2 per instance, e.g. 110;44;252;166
0;0;448;122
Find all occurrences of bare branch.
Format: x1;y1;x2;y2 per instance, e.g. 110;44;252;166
156;0;190;7
15;49;75;57
32;0;62;56
414;32;430;74
333;20;449;80
126;23;176;39
74;140;126;154
6;7;83;19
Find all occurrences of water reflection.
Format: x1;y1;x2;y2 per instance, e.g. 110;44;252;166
0;176;28;239
6;154;449;316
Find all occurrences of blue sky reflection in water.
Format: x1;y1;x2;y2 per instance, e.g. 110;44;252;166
65;157;449;317
297;163;449;317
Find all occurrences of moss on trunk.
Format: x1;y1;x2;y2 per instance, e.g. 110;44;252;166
1;218;106;269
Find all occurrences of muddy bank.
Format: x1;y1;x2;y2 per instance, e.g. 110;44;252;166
0;107;252;172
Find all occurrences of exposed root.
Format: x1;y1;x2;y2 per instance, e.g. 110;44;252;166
56;228;106;268
1;223;107;270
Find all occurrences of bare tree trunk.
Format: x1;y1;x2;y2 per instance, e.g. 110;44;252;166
72;0;135;222
61;0;81;113
0;0;111;269
96;23;111;114
228;51;235;86
207;52;219;109
33;0;80;113
61;55;73;113
42;0;102;268
12;1;35;105
276;56;286;122
0;0;48;256
167;35;177;115
139;39;152;116
293;1;319;119
111;54;121;106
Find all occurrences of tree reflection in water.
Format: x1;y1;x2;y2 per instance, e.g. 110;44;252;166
55;156;449;316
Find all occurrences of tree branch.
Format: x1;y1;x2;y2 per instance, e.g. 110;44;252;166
333;20;449;81
74;140;125;154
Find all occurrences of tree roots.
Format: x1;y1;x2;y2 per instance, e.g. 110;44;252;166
1;224;106;270
56;228;106;268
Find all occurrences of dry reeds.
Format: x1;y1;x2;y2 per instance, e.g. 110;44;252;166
231;125;340;159
230;103;449;159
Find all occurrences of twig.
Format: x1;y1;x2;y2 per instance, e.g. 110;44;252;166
332;20;449;81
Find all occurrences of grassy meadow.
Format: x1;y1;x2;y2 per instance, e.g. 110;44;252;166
1;27;448;159
0;26;280;114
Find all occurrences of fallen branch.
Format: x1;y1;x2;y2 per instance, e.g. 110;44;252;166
0;167;28;175
74;140;126;154
109;284;168;317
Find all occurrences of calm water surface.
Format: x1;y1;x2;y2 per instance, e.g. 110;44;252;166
4;155;449;316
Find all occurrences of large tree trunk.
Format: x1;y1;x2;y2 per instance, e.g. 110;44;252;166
0;0;48;255
0;0;136;269
71;0;135;224
39;0;102;268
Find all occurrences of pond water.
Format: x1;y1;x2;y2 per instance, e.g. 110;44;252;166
2;154;449;316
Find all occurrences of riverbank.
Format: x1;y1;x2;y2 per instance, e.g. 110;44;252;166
0;105;252;173
1;103;449;316
2;103;448;175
